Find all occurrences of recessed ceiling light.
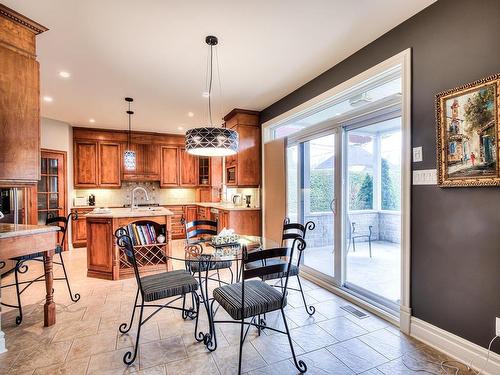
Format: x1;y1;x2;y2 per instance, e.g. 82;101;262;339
187;112;194;117
178;126;184;130
202;91;210;98
89;118;96;123
59;71;71;78
43;96;53;102
335;112;341;116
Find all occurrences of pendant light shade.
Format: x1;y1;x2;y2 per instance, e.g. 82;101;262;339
185;35;239;156
124;97;136;171
185;127;238;156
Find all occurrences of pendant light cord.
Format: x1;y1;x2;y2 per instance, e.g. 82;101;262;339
127;101;131;148
208;42;213;127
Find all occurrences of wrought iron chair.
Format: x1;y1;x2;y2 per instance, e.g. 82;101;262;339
184;219;234;285
245;218;316;315
115;228;199;365
210;237;308;374
0;212;80;325
347;218;373;258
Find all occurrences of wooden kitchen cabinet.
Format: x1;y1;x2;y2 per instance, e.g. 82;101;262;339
218;209;261;236
179;148;198;186
71;207;93;247
98;142;121;187
185;205;197;224
74;140;121;188
74;141;98;187
0;6;47;185
160;146;179;187
122;143;160;181
223;109;261;187
166;205;186;239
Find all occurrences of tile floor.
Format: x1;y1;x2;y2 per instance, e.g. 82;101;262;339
0;241;474;374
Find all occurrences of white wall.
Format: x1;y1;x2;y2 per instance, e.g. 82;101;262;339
40;117;73;219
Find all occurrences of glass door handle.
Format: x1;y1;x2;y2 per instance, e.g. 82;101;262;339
330;198;336;214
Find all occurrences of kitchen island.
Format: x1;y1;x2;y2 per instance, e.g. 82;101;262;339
85;207;173;280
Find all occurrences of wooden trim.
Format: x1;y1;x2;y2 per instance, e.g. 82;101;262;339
41;149;68;214
223;108;260;121
0;4;48;34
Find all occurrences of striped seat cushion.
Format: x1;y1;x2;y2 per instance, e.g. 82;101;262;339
187;259;232;272
245;258;299;281
213;280;286;320
141;270;198;302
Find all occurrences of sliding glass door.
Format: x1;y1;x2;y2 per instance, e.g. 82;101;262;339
343;117;402;310
287;130;341;283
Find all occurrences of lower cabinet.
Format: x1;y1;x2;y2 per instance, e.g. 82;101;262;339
166;205;186;240
218;209;261;236
71;208;93;247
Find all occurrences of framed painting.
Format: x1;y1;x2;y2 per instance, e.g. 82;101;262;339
436;74;500;187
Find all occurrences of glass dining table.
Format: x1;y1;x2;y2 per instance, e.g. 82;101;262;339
164;235;281;351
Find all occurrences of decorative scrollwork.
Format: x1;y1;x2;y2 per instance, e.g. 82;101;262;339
185;244;203;259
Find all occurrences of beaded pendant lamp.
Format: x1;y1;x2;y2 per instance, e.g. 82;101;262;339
123;97;136;171
185;36;239;156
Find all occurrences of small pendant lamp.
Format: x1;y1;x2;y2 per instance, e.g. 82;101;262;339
123;97;136;171
185;36;239;157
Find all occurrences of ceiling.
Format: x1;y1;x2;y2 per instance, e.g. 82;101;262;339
5;0;436;134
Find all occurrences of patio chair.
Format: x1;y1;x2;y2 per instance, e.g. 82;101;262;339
245;218;316;315
347;218;373;258
211;237;308;374
0;212;80;325
115;228;199;365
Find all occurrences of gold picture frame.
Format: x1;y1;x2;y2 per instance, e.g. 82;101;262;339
436;74;500;187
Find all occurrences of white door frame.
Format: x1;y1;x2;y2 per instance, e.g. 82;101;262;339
261;49;411;333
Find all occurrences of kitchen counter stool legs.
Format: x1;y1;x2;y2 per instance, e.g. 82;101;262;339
43;250;56;326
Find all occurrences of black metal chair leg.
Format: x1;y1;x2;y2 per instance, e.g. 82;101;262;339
14;262;23;325
296;275;315;316
216;269;222;287
120;288;139;334
369;238;372;258
352;238;356;252
58;252;80;302
123;298;144;365
280;308;307;373
238;316;245;375
228;266;234;284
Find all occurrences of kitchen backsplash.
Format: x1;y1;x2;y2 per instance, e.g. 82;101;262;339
74;182;196;207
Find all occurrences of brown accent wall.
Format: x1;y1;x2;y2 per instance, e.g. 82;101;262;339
261;0;500;353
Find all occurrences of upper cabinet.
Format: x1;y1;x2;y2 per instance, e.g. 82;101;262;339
179;148;198;187
0;5;47;185
223;109;261;187
160;146;179;187
74;139;121;188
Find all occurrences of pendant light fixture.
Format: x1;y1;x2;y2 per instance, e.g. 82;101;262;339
185;35;239;156
123;97;136;171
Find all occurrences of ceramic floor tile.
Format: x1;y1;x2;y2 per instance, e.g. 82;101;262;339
86;347;139;375
306;289;338;303
297;348;355;374
139;336;188;368
51;318;100;342
166;352;219;375
327;337;388;373
66;330;117;360
358;329;424;360
284;306;328;327
312;300;347;319
212;342;267;375
32;356;90;375
318;317;368;342
246;359;298;375
290;324;338;353
117;322;161;350
9;339;73;373
251;331;304;364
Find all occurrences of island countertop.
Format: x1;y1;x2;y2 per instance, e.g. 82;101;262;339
0;223;59;239
85;207;174;218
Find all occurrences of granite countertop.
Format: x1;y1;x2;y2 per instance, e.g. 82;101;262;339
85;207;174;218
0;223;59;239
74;203;260;211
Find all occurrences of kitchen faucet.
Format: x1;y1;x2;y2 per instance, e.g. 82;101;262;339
131;186;150;210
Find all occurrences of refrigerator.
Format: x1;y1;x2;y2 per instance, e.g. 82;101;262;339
0;188;28;224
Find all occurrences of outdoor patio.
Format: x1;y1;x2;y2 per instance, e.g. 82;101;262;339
303;241;401;303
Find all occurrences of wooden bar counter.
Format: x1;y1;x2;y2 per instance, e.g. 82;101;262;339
0;223;59;352
85;207;173;280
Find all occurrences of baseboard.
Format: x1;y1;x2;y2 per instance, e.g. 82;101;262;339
411;317;500;375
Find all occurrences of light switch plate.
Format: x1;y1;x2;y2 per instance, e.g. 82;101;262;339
413;169;437;185
413;147;423;162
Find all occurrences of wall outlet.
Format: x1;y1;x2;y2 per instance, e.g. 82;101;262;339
496;317;500;336
412;169;437;185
